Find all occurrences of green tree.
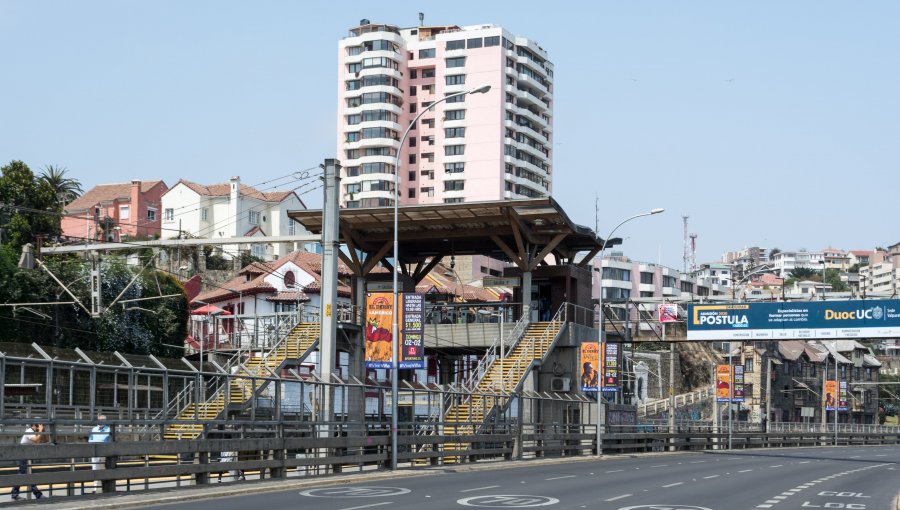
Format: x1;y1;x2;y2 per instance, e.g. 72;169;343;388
824;268;848;292
788;267;819;280
0;160;61;250
39;165;83;207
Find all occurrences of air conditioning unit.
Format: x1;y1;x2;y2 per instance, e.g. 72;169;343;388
551;377;571;392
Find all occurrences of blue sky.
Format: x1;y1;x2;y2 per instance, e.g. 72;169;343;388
1;1;898;267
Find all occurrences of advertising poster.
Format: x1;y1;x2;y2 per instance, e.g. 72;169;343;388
658;303;678;323
838;380;848;411
716;364;732;402
400;293;425;369
824;380;837;411
580;341;600;392
365;293;394;368
601;342;620;392
732;365;745;402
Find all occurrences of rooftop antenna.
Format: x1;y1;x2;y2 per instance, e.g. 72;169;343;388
419;12;424;26
682;216;689;274
690;233;698;273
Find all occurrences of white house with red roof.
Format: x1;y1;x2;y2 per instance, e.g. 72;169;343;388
160;176;308;260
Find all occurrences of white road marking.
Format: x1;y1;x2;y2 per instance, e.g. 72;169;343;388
545;475;575;481
798;461;810;464
770;465;783;468
703;475;719;479
604;494;631;502
689;461;706;464
662;482;683;487
338;503;393;510
460;486;500;493
605;469;624;473
739;469;753;473
650;464;668;468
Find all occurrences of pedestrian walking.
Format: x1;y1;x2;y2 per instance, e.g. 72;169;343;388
88;415;111;493
11;420;47;501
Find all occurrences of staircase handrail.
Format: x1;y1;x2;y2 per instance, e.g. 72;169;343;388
152;379;195;423
462;311;530;391
638;386;714;416
499;302;568;393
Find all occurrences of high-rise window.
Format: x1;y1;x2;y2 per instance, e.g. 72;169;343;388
446;40;465;50
485;36;500;47
418;48;436;58
445;145;465;156
444;180;465;191
445;109;466;121
467;38;483;49
445;74;466;86
444;162;465;174
446;57;466;68
444;127;465;138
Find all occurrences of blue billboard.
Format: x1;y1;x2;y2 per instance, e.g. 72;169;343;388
686;299;900;340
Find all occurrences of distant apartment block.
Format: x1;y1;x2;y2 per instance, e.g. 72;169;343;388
336;20;552;208
160;177;307;261
62;180;168;241
770;250;825;277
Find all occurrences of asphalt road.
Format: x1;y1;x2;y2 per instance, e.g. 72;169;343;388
143;446;900;510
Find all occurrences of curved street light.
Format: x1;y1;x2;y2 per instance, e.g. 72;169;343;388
390;84;492;470
595;208;664;454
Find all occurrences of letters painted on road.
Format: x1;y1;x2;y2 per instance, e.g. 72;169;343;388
457;495;560;507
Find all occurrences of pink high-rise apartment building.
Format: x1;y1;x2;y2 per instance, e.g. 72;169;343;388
337;20;553;208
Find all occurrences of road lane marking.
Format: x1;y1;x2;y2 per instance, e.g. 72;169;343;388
545;475;575;481
605;469;624;473
604;494;631;502
460;486;500;493
769;465;783;468
739;469;753;473
703;475;719;479
650;464;668;468
661;482;683;487
689;461;705;464
338;503;392;510
798;461;810;464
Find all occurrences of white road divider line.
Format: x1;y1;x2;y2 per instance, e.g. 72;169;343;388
460;486;500;493
662;482;683;488
604;494;632;502
545;475;575;481
339;503;393;510
703;475;719;479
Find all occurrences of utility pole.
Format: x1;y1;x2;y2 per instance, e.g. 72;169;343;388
318;159;340;430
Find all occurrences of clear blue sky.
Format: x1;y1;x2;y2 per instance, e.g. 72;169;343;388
2;1;898;267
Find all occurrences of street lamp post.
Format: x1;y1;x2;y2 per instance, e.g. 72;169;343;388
390;84;491;470
594;208;664;454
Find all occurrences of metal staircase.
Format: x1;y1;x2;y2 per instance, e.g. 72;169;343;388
443;304;568;461
638;386;714;417
163;322;321;440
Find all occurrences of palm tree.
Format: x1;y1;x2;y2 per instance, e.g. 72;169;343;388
39;165;83;208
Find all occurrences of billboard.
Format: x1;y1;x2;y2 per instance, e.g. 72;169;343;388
658;303;678;323
839;380;848;411
824;380;837;411
687;300;900;340
601;343;619;392
580;341;600;392
716;364;732;402
732;365;745;402
400;293;425;369
365;292;426;369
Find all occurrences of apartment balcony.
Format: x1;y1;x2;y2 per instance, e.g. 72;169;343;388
346;119;402;133
344;102;402;117
518;73;550;96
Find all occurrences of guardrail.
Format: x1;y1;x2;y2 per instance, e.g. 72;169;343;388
2;422;899;503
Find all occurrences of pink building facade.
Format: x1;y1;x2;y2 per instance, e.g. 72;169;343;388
61;180;167;241
337;21;552;208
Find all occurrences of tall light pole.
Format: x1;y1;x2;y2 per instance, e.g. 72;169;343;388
594;208;664;454
390;84;491;470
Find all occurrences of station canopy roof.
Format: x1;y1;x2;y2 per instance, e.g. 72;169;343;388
288;198;613;276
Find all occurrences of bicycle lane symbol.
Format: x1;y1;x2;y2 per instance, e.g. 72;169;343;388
299;486;412;498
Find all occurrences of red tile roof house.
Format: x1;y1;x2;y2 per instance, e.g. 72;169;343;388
189;251;355;350
61;180;168;241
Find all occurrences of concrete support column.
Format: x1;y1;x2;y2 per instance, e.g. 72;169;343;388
521;271;533;323
318;159;341;426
